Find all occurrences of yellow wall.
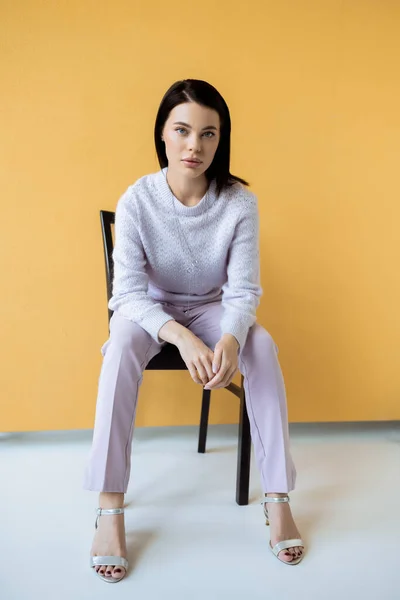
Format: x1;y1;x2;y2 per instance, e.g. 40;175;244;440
1;1;399;432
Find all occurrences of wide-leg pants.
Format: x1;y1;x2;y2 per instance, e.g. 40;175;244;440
83;299;297;494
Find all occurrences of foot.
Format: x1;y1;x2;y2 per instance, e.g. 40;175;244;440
265;493;304;563
91;511;127;580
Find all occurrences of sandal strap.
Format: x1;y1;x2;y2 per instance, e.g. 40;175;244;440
95;507;124;529
96;507;125;515
91;555;128;569
271;539;304;556
260;495;290;505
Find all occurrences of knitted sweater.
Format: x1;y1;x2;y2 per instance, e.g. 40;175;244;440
108;167;263;349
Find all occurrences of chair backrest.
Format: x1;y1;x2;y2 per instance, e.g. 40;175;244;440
100;210;115;324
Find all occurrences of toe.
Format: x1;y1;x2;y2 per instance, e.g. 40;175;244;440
112;566;125;580
105;565;113;578
279;550;294;562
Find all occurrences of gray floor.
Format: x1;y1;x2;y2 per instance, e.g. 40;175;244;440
1;421;399;599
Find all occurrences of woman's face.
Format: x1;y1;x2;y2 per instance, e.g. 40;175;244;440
161;102;221;178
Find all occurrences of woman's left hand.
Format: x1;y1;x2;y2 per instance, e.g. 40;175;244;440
204;334;239;390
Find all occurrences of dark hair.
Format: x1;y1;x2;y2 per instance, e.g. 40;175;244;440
154;79;250;196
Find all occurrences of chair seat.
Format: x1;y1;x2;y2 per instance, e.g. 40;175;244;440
146;343;187;371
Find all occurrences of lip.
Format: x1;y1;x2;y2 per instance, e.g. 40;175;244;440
182;158;202;163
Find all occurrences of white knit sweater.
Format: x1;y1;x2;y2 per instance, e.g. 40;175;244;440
108;167;263;349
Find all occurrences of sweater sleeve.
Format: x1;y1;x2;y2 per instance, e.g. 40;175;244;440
108;189;176;343
220;193;263;350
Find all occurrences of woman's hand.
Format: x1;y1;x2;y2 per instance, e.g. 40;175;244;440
176;331;215;386
204;334;239;390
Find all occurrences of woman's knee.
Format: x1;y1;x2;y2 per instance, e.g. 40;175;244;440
244;324;279;355
101;313;152;356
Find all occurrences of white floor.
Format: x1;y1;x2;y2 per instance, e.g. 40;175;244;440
1;422;399;599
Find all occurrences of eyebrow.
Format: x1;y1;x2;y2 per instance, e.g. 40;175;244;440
173;121;218;131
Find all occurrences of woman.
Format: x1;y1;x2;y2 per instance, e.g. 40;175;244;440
83;79;304;583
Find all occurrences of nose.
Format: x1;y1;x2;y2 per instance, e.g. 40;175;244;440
188;133;202;153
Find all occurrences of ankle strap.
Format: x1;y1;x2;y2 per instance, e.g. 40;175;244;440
95;507;124;530
260;495;290;505
96;508;125;516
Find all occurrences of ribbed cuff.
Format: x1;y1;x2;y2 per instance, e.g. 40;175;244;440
220;315;252;351
137;308;176;344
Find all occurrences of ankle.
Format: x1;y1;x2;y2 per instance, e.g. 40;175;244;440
265;492;288;497
99;492;125;510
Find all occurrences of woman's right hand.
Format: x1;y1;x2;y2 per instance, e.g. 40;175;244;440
176;331;215;386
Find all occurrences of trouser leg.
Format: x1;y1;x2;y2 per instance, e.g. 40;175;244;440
238;324;297;493
82;312;164;492
186;300;297;494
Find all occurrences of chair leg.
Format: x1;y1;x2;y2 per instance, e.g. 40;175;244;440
198;389;211;453
236;376;251;506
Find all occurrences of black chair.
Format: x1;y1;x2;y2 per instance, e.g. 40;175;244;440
100;209;251;505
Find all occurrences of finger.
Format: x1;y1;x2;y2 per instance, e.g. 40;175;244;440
212;346;223;374
204;371;224;389
204;364;229;389
208;365;236;390
188;364;202;385
213;375;230;389
194;360;209;385
201;354;214;382
205;349;229;389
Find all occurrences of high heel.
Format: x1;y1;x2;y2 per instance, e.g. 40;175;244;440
90;507;128;583
261;496;305;566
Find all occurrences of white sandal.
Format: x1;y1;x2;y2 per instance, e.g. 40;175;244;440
90;507;128;583
261;496;305;565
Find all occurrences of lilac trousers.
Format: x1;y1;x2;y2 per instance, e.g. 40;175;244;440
83;299;297;494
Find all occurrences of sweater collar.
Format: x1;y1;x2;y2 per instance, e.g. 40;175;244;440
157;166;217;216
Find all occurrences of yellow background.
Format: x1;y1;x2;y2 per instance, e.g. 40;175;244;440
1;1;399;432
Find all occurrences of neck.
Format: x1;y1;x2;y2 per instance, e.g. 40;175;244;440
165;166;209;206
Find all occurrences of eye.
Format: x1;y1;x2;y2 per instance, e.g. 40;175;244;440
175;128;215;138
